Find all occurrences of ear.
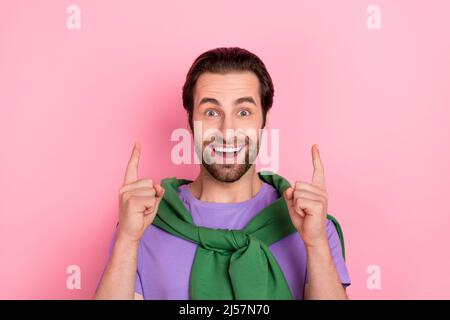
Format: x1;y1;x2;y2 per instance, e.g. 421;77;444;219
187;118;192;134
263;112;269;130
186;112;195;136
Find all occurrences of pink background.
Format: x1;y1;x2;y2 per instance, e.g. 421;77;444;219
1;0;449;299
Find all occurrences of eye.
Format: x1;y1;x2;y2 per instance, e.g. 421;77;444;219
205;109;219;117
238;109;251;117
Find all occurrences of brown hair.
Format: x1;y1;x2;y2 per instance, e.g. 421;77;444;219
182;47;274;130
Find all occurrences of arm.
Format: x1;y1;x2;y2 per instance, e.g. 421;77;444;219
284;145;349;300
93;236;139;300
93;142;165;300
135;292;144;300
303;242;348;300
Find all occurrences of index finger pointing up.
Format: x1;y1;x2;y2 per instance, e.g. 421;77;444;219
311;144;326;190
123;141;141;185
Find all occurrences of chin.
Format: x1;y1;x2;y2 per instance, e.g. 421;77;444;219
203;163;253;183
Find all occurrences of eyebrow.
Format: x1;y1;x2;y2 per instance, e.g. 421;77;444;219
198;96;257;107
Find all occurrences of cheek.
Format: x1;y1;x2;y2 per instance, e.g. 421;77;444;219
245;111;264;128
192;124;220;148
237;119;264;137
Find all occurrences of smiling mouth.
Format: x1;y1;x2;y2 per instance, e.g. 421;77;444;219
211;144;245;158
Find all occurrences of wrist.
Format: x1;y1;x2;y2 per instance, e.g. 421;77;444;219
116;233;140;250
305;239;334;266
304;236;330;251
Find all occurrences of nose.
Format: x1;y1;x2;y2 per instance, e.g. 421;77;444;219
218;113;237;144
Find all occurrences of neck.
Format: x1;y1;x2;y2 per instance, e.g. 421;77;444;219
189;165;263;203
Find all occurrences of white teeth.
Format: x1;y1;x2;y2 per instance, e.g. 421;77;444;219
214;145;243;153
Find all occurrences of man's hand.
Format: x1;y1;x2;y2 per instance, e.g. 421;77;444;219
117;142;165;243
283;144;329;248
284;144;348;299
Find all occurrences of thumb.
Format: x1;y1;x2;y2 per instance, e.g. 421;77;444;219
154;184;165;200
143;184;165;226
284;187;294;201
152;184;165;218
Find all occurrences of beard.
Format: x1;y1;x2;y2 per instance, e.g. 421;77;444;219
200;135;260;183
203;160;253;183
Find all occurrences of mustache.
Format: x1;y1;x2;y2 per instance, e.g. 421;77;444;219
202;135;250;147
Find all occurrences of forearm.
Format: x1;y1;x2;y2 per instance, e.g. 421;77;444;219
93;236;139;300
304;242;348;300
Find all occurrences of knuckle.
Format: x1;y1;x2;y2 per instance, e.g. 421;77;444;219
120;190;129;200
294;190;303;198
143;178;153;186
146;201;156;211
126;196;140;209
127;195;135;203
119;186;127;195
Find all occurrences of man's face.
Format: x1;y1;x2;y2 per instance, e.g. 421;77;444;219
191;71;265;183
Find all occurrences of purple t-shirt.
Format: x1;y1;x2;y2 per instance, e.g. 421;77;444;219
107;181;351;299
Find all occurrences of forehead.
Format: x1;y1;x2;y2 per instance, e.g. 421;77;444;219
194;71;260;103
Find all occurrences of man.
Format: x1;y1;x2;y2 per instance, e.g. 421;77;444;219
94;47;351;300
